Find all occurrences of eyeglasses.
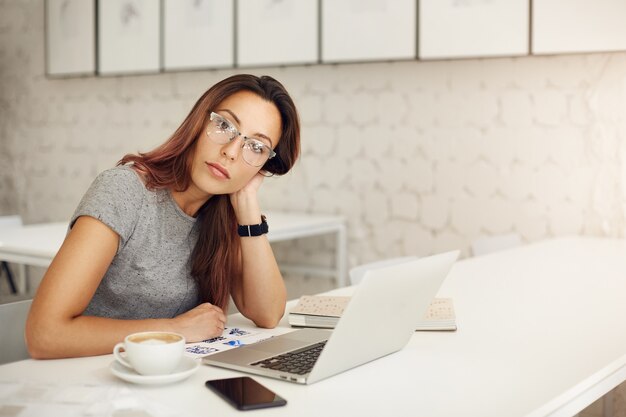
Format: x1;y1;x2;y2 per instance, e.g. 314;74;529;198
206;112;276;167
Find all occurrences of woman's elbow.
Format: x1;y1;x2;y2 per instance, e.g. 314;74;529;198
251;307;285;329
26;342;48;360
25;331;46;359
25;319;60;359
253;315;281;329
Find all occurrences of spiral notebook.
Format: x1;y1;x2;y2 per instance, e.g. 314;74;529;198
289;295;457;331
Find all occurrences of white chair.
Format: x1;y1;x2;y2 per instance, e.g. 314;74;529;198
0;298;32;364
349;256;419;286
470;233;522;257
0;215;22;228
0;215;23;294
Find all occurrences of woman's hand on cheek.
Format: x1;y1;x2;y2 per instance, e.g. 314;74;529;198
239;171;265;195
230;172;265;224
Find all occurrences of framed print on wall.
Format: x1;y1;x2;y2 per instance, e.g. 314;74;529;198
532;0;626;54
163;0;234;71
419;0;529;59
237;0;318;67
45;0;96;76
321;0;416;63
98;0;161;75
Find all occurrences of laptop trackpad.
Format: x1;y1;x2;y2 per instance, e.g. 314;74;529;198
250;330;330;355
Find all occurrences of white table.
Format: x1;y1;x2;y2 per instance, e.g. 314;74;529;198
1;237;625;416
263;211;347;287
0;211;348;291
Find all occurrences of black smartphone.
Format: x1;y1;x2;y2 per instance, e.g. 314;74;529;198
205;377;287;411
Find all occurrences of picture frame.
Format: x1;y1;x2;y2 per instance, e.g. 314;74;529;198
321;0;416;63
419;0;529;59
532;0;626;54
163;0;234;71
237;0;318;67
45;0;96;77
98;0;161;75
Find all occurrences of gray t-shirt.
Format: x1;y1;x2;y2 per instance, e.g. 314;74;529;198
70;166;200;320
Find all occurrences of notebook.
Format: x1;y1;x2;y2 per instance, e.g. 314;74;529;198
288;296;457;331
203;250;459;384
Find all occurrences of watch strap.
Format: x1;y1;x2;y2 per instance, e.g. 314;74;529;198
237;215;268;237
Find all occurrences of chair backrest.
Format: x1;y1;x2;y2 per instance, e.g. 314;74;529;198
0;215;24;294
0;215;23;229
0;298;32;365
471;233;522;257
349;256;419;286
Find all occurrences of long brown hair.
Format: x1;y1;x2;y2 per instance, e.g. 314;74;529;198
119;74;300;310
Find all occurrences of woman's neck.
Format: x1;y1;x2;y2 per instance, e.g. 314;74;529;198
171;186;213;217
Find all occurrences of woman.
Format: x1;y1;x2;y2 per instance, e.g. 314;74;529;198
26;74;300;359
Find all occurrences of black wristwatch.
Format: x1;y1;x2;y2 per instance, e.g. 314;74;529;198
237;215;269;237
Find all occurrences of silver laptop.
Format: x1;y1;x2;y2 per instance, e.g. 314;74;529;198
203;250;459;384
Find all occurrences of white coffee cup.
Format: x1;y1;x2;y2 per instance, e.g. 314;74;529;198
113;331;185;376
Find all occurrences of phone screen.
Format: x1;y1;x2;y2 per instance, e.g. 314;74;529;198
205;377;287;410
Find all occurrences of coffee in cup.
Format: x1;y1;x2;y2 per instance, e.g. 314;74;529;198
113;331;185;376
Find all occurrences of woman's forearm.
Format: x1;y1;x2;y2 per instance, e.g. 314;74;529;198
26;314;177;359
230;184;287;327
26;299;228;359
238;235;287;328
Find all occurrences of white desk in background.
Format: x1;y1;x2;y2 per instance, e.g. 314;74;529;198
1;237;626;416
0;211;348;292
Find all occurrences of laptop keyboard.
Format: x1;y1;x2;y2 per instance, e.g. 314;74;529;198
250;341;327;375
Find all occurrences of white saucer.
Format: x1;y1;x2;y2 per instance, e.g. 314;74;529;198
110;356;200;385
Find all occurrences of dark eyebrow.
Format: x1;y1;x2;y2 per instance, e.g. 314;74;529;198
252;133;274;147
217;109;240;125
215;108;275;146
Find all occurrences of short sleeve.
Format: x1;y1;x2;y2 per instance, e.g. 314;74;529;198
70;167;146;252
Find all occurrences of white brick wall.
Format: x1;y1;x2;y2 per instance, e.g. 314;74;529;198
2;1;626;287
2;3;626;412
